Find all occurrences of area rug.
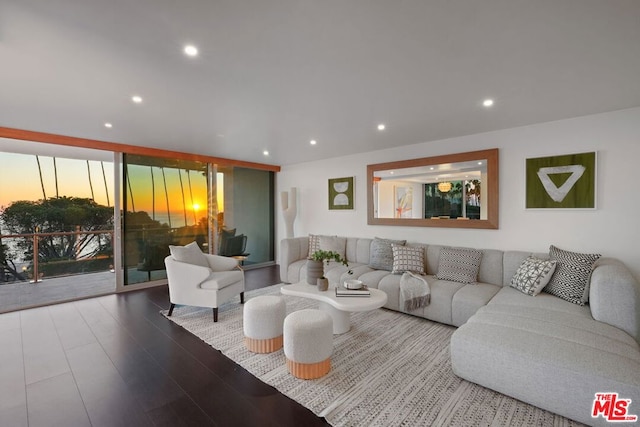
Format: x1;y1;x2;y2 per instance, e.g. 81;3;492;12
162;285;584;427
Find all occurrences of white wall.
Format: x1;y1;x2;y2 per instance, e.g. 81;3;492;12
276;107;640;279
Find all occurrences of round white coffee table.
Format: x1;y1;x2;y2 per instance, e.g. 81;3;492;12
280;282;387;334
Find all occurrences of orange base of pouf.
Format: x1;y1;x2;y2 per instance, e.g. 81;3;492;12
244;335;283;353
286;357;331;379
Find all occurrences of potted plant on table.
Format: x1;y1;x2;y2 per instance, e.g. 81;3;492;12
307;250;348;291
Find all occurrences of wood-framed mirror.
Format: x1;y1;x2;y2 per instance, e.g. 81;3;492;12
367;148;499;229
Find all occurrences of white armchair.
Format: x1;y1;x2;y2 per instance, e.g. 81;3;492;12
164;249;245;322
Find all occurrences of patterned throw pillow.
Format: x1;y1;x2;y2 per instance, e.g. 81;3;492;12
391;245;425;274
436;247;482;284
369;237;407;271
510;256;557;296
308;234;321;258
544;245;601;305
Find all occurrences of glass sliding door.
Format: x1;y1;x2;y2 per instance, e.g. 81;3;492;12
216;166;274;267
122;154;208;285
0;141;115;312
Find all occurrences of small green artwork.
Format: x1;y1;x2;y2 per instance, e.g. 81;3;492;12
328;177;354;210
525;152;596;209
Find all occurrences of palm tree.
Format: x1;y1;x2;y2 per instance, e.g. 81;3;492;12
86;161;95;200
35;155;47;199
101;161;110;207
160;167;172;229
150;166;156;221
178;169;188;227
53;157;59;197
126;166;136;212
187;169;196;225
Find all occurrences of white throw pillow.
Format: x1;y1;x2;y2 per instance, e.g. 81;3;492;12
169;241;209;268
318;235;347;259
510;256;557;296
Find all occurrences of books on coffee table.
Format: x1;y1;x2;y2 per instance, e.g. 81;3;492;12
335;285;370;297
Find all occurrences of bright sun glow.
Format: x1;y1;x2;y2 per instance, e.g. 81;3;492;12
192;203;200;211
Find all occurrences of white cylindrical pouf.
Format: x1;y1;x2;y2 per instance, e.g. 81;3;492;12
284;309;333;379
243;296;286;353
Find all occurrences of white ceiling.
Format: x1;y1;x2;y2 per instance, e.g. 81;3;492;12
2;0;640;166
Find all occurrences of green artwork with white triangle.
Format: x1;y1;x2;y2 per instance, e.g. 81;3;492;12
525;152;596;209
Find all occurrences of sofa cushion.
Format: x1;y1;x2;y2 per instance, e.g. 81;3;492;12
510;256;557;296
369;237;406;271
544;245;601;305
169;241;208;268
451;283;501;327
477;249;504;287
451;310;640;427
286;259;308;284
488;286;591;317
436;247;482;284
391;244;425;274
346;237;373;264
200;270;243;290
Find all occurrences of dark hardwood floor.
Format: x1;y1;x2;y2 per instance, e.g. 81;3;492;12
0;265;330;427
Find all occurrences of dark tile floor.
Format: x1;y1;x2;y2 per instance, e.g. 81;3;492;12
0;265;330;426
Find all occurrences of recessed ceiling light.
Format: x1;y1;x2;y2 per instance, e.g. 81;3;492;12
184;45;198;57
310;140;317;145
104;123;113;128
377;124;386;131
482;99;494;107
263;150;270;156
389;171;394;175
132;95;143;104
478;161;483;165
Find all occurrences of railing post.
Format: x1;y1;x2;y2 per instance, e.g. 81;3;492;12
32;226;39;283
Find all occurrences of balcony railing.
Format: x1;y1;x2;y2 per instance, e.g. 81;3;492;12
0;229;114;283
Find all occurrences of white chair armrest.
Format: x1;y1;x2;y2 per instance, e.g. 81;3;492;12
165;256;211;288
203;253;239;271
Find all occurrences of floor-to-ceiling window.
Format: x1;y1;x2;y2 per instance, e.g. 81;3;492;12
122;154;208;285
0;140;115;312
0;128;278;309
217;166;274;267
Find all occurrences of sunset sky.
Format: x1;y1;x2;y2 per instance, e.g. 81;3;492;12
0;152;113;208
0;152;214;228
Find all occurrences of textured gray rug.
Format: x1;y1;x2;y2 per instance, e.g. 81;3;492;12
163;285;584;427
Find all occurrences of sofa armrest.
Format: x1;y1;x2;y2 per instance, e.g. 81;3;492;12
280;237;309;283
203;253;239;271
589;257;640;342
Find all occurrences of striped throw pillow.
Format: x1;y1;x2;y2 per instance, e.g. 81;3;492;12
544;245;601;305
436;247;482;284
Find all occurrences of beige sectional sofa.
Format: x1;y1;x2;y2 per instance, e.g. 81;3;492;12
280;236;640;427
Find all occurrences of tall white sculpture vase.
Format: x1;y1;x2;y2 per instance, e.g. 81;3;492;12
281;187;297;238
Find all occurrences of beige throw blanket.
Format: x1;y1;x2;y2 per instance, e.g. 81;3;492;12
400;271;430;312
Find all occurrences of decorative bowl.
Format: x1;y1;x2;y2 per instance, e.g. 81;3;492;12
344;279;363;290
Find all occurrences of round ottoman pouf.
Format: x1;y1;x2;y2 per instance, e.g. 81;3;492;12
283;309;333;379
243;296;286;353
